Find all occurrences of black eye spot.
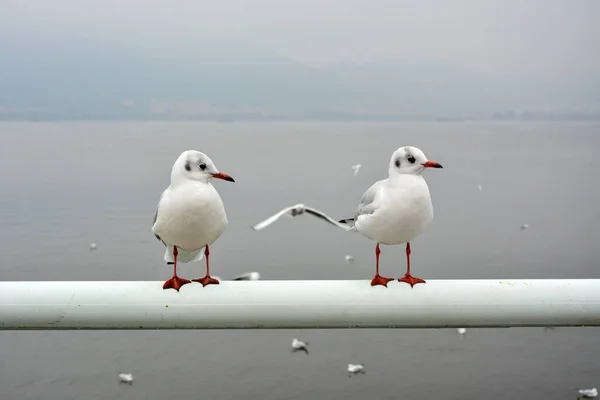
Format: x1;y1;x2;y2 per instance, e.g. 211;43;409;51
184;162;191;172
395;159;400;168
199;163;207;171
407;155;416;164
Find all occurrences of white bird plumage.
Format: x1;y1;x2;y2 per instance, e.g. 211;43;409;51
152;150;235;291
338;146;443;287
351;163;361;176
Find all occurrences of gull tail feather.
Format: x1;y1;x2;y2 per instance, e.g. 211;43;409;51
164;246;205;263
338;217;357;231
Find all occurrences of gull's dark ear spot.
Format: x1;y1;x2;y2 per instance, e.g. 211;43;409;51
395;159;400;168
184;162;191;172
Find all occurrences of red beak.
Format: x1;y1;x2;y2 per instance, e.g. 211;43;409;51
422;161;443;169
211;172;235;182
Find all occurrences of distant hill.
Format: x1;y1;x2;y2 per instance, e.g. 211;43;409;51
1;28;599;120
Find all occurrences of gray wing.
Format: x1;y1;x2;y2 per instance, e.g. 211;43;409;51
339;180;385;225
303;207;350;230
153;190;167;246
354;179;385;219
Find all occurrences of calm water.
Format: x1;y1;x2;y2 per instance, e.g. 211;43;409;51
0;121;599;400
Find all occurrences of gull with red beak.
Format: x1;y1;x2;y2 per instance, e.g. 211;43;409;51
153;150;235;291
339;146;443;288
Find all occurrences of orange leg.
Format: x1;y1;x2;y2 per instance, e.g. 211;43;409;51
192;245;220;287
398;242;426;288
162;246;191;291
370;243;394;287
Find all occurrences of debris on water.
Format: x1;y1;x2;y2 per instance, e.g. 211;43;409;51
232;272;260;281
520;223;529;231
477;184;483;192
348;363;365;376
543;326;556;332
577;388;598;399
291;338;309;355
118;373;133;385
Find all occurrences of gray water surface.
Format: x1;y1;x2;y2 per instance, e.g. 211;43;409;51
0;121;599;400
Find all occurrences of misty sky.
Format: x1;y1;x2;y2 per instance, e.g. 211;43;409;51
2;0;599;78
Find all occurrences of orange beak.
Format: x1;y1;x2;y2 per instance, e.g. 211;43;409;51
211;172;235;182
422;161;443;169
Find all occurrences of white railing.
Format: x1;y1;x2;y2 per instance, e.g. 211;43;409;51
0;279;599;330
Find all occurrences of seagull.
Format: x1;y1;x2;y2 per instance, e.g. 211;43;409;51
232;272;260;281
578;388;598;399
291;338;309;355
351;163;362;176
338;146;443;287
89;242;97;251
457;327;467;335
345;254;355;263
347;363;365;376
118;373;133;385
251;204;349;231
520;223;529;231
152;150;235;291
477;184;483;192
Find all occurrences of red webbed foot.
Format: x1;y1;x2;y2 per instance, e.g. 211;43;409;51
163;276;191;291
398;274;426;288
370;274;394;287
192;276;220;287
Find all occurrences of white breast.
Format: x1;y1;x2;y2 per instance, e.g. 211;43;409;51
153;182;228;251
356;175;434;245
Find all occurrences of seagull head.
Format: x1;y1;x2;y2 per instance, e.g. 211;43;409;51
388;146;443;177
171;150;235;185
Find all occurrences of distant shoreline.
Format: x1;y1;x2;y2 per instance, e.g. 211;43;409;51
1;116;599;122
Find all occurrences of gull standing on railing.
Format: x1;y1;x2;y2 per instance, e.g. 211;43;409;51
249;146;442;288
152;150;235;291
338;146;443;287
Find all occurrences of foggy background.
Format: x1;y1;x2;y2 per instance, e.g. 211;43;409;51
1;2;600;399
1;0;599;120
